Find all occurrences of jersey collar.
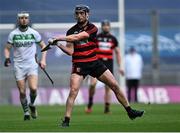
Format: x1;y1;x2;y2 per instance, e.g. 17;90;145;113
77;21;89;30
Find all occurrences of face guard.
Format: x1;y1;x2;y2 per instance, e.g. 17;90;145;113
74;5;90;24
17;11;30;29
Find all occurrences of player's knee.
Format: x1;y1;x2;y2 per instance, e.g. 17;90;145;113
69;87;79;97
110;81;119;92
29;84;37;91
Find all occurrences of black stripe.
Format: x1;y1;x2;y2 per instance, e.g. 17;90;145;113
74;45;97;52
73;52;96;59
96;52;113;55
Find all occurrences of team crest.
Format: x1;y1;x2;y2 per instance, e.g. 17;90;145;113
76;67;81;72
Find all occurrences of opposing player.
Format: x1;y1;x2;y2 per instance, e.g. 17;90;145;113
4;12;47;120
85;20;124;114
48;5;144;127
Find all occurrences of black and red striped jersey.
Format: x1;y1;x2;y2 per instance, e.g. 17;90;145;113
66;22;98;63
96;32;118;60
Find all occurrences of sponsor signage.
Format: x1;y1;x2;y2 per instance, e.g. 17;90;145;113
11;86;180;105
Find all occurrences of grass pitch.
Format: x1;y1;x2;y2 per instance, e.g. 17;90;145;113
0;103;180;132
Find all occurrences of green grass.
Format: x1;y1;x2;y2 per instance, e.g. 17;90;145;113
0;103;180;132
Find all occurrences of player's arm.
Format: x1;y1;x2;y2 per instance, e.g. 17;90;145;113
47;32;88;55
115;47;121;67
49;25;97;43
4;43;12;67
55;31;89;42
115;47;124;76
57;42;74;56
38;41;47;69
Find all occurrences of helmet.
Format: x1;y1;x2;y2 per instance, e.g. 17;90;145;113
17;11;30;29
101;19;110;26
17;11;29;18
74;4;90;13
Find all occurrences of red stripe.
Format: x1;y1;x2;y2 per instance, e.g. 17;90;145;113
73;49;95;56
73;56;98;63
98;54;113;59
86;26;97;35
75;42;96;49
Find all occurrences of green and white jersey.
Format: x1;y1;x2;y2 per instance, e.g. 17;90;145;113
7;27;41;65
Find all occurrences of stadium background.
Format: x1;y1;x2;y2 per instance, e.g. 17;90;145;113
0;0;180;105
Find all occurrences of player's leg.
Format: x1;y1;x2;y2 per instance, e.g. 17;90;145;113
62;73;84;127
16;79;30;120
86;77;97;113
98;70;129;107
27;75;38;119
97;70;144;120
104;85;112;114
14;65;30;120
126;79;132;102
134;79;139;103
104;60;113;114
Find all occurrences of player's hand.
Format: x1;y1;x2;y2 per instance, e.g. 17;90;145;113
4;58;11;67
39;60;46;69
48;38;58;45
118;68;124;76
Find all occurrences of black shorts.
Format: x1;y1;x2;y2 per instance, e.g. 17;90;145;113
126;79;140;89
100;59;113;74
72;60;108;78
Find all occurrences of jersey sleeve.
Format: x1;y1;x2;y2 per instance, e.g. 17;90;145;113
66;29;73;36
113;36;118;47
66;24;77;36
34;31;42;43
85;24;98;39
7;32;14;45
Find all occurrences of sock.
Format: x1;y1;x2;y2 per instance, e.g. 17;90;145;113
20;97;29;114
30;90;37;106
24;111;30;115
64;116;70;123
104;102;110;112
87;97;93;109
125;106;132;113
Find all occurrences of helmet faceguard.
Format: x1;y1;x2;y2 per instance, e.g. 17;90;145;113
74;5;90;24
17;11;30;30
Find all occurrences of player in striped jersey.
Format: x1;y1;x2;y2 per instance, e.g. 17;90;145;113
85;20;124;114
48;5;144;127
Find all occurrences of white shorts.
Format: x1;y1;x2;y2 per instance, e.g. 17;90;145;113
14;63;38;81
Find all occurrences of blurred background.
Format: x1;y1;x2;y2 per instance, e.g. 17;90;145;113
0;0;180;105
